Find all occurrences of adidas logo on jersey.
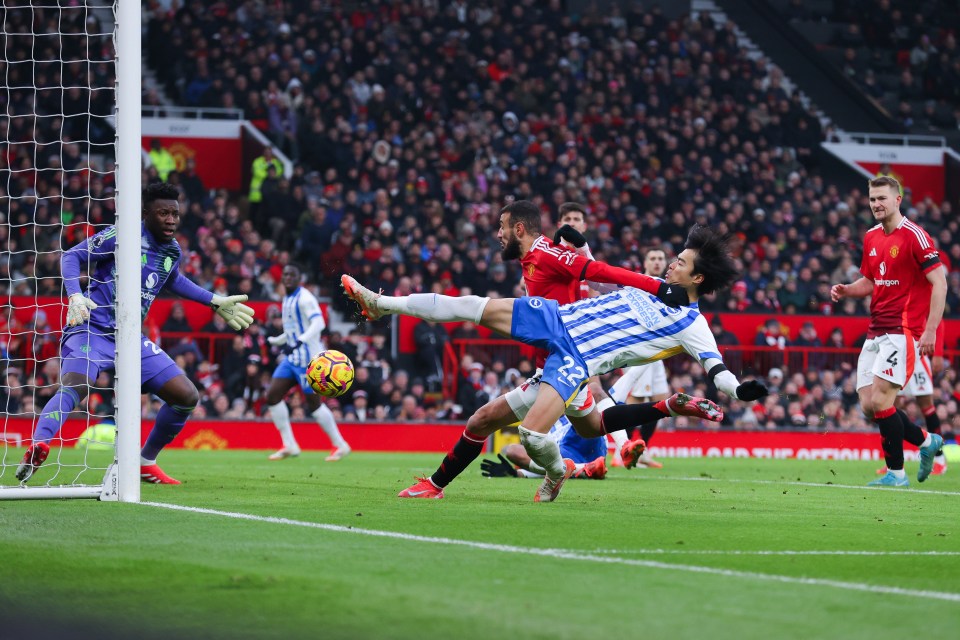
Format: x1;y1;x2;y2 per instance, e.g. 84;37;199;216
869;248;877;257
882;368;894;377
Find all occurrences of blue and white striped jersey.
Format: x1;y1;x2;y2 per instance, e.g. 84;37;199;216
557;287;724;378
281;286;325;367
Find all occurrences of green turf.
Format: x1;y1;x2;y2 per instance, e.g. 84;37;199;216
1;450;959;639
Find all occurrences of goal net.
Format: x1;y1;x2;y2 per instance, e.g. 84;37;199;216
0;1;140;500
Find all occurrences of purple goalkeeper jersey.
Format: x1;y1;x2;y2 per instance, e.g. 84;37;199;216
61;223;214;335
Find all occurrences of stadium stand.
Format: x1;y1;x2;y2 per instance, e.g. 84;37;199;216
2;1;958;432
775;0;960;135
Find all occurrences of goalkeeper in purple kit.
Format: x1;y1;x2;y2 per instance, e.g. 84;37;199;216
16;183;255;485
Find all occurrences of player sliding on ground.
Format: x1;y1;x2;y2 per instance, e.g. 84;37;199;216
343;222;768;502
17;183;255;485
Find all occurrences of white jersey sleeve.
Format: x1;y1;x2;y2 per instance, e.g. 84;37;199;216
677;315;740;398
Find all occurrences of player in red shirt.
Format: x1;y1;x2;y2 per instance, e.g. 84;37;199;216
831;176;947;486
890;321;948;475
391;200;713;499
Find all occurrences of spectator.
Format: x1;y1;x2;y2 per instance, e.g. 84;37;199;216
413;320;449;390
344;390;371;421
248;146;283;226
162;302;193;333
792;321;825;370
148;138;176;182
457;361;487;418
755;318;788;371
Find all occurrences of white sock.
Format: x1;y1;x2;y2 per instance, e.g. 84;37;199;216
596;397;629;450
140;455;156;465
596;397;616;413
935;454;946;464
379;293;489;323
519;426;565;478
527;460;546;474
890;468;907;478
312;404;348;449
921;434;932;448
268;402;299;449
517;469;543;479
609;428;629;451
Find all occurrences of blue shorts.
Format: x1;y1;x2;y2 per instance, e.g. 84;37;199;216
510;297;589;404
556;421;607;463
60;331;182;393
272;359;314;394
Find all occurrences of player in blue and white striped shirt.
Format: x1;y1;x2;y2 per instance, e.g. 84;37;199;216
265;263;350;462
343;225;768;502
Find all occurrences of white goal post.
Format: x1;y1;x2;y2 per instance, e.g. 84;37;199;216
0;0;140;501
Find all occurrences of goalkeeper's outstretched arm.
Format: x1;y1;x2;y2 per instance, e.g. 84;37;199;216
165;271;255;332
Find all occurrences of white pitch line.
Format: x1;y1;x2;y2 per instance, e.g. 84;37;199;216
627;475;960;496
591;549;960;557
142;501;960;604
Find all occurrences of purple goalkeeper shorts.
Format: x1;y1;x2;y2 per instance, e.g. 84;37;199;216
60;332;184;393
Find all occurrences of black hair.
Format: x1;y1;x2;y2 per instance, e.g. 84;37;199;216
500;199;541;234
683;224;739;296
142;182;180;206
284;262;304;275
558;202;587;219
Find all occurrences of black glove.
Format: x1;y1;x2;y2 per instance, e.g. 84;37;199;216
736;380;768;401
282;340;303;355
481;454;518;478
656;282;690;307
553;224;587;249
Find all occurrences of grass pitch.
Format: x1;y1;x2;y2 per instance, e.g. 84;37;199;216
1;450;959;639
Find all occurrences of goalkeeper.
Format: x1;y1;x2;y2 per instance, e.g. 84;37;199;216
17;183;255;485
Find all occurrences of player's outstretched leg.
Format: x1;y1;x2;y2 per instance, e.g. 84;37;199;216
342;275;491;325
662;393;724;421
341;275;385;321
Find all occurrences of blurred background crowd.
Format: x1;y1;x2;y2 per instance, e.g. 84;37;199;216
2;0;960;432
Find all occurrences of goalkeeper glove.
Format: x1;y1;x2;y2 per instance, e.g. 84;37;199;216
553;224;587;249
656;282;690;307
211;294;255;331
66;293;98;327
736;380;768;401
480;454;519;478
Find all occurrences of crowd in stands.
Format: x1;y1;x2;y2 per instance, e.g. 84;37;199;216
2;1;960;432
781;0;960;132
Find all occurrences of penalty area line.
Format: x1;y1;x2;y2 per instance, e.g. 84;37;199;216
142;501;960;604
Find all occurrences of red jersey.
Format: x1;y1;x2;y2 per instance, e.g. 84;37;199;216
860;218;941;339
520;235;592;304
519;235;592;366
